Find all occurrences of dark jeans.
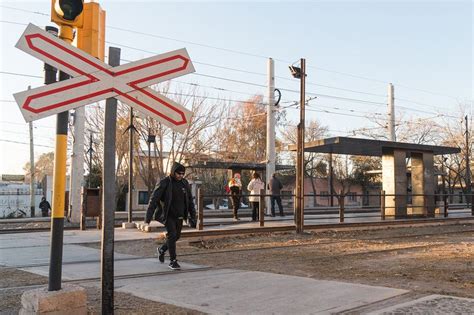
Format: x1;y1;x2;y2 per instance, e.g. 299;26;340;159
251;201;259;221
230;193;240;218
160;216;183;261
271;196;284;216
41;210;48;217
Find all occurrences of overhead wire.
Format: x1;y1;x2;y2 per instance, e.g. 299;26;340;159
0;5;466;101
0;69;461;121
0;10;465;125
0;139;54;149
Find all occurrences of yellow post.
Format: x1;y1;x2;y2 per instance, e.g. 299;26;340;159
49;0;84;292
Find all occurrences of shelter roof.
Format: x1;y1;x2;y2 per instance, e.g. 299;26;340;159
188;161;294;171
288;137;460;156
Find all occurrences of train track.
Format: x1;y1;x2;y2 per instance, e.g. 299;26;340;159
0;214;473;235
2;227;472;270
2;228;471;294
1;226;472;298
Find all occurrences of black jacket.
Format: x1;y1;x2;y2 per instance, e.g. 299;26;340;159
145;176;196;225
39;200;51;211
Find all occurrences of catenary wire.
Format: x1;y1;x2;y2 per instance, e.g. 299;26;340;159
0;9;463;101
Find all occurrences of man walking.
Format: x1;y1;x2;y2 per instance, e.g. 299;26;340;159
268;173;285;217
145;162;197;270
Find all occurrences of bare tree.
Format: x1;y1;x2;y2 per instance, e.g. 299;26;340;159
133;84;227;194
280;119;328;204
86;102;131;209
437;108;473;202
358;112;441;144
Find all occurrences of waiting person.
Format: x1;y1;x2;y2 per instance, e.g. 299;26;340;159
247;172;265;221
268;173;285;217
145;162;197;270
228;173;242;221
39;197;51;217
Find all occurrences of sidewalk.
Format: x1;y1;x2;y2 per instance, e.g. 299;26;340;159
1;228;473;314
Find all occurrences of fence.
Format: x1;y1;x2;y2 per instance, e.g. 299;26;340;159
194;189;474;231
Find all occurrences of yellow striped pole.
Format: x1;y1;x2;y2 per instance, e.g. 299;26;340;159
48;0;85;292
48;23;74;291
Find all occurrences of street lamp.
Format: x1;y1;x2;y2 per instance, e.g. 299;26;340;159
147;131;156;202
289;59;306;234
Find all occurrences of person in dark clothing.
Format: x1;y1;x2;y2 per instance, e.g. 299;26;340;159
145;162;197;270
268;173;284;217
39;197;51;217
228;173;242;220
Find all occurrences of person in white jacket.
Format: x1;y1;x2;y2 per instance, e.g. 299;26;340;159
247;172;265;221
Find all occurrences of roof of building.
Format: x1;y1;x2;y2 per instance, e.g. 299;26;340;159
288;137;460;156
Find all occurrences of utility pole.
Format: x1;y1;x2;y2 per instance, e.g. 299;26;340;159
328;153;334;207
127;109;135;223
86;133;93;188
294;58;306;234
147;130;155;201
266;58;276;215
28;86;35;218
69;106;86;222
102;46;120;315
70;0;105;224
388;83;396;141
465;115;472;208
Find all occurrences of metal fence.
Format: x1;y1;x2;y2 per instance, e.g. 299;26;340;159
194;189;474;231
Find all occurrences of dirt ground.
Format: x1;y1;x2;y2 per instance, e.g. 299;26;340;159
0;269;204;314
1;223;473;314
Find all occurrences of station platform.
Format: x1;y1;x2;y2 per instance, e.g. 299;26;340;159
1;226;473;314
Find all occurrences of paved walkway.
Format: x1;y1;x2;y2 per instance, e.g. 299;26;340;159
1;228;473;314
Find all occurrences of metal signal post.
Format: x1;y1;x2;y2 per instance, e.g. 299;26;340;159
49;0;84;291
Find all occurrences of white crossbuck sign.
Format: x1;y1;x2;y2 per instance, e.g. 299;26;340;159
14;24;195;133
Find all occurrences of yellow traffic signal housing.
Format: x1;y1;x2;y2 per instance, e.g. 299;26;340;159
51;0;84;28
77;2;106;61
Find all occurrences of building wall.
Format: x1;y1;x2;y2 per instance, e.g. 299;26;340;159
280;177;379;208
0;182;44;218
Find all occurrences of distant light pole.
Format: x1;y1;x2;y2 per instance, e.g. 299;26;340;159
289;59;306;234
147;130;156;202
86;133;94;188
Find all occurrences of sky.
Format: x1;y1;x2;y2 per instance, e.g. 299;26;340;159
0;0;472;175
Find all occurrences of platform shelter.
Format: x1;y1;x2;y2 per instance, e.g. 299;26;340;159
290;137;460;218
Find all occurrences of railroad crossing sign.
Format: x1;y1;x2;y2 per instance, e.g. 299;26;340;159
14;23;195;133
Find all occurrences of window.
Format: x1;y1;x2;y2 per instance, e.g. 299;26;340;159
347;192;357;202
138;191;150;205
320;191;329;198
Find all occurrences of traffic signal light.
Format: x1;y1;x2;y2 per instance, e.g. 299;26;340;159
51;0;84;28
77;2;106;61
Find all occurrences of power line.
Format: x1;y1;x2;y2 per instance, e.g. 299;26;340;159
0;5;48;16
113;42;268;78
0;139;54;149
107;25;271;60
115;41;387;99
395;97;450;113
0;68;462;121
0;71;42;79
0;8;466;100
276;76;386;98
0;121;56;129
0;20;29;26
0;129;55;141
